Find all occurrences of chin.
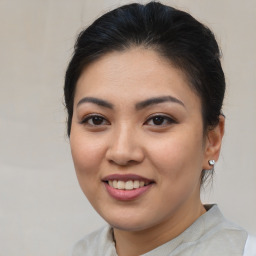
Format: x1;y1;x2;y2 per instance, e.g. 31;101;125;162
111;221;150;232
101;211;157;232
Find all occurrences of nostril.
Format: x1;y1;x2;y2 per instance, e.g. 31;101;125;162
105;133;145;165
106;148;145;166
108;159;141;166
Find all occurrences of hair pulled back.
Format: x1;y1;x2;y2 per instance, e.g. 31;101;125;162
64;1;225;139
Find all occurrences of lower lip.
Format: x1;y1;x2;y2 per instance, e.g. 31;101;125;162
104;182;153;201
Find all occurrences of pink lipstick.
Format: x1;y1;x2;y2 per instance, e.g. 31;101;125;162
102;174;154;201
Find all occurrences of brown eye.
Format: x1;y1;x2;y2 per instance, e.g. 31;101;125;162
81;115;109;126
152;116;165;125
145;115;176;126
91;116;104;125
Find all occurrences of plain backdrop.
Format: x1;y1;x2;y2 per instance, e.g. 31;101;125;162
0;0;255;255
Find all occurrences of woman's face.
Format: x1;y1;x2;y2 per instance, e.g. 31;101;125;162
70;48;211;232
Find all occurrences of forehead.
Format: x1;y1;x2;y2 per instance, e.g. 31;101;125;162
75;48;200;109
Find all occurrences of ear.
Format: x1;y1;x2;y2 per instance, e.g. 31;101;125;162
203;115;225;170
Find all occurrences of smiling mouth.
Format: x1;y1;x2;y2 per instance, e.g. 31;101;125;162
102;174;155;190
102;175;154;200
107;180;151;190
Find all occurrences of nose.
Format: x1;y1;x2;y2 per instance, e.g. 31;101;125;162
105;125;144;166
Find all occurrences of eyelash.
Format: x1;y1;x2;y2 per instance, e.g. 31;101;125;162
80;114;177;127
80;114;110;126
144;114;177;126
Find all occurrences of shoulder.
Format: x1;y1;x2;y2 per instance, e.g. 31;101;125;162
71;226;117;256
243;235;256;256
198;205;256;256
182;205;249;255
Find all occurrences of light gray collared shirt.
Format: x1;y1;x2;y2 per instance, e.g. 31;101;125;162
72;205;256;256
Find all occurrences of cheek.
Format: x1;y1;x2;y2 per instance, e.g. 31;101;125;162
147;135;204;211
147;132;204;181
70;131;108;205
70;129;106;180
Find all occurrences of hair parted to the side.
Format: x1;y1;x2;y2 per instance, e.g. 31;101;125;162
64;1;226;185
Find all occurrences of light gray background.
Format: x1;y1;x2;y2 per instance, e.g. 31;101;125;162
0;0;255;255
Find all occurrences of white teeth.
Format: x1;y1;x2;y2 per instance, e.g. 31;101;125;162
133;180;140;189
108;180;149;190
125;180;133;190
113;180;118;188
117;180;125;189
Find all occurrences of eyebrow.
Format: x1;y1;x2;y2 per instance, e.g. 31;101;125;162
77;97;113;109
135;96;185;110
76;95;185;110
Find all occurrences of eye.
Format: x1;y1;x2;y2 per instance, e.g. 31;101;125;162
81;115;110;126
145;115;176;126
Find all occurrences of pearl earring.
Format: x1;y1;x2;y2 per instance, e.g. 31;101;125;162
208;160;215;166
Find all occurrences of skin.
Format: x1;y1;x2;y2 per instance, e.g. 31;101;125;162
70;48;225;256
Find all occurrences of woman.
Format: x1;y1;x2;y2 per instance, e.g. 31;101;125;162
64;2;256;255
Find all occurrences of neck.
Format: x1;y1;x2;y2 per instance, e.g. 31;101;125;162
113;201;206;256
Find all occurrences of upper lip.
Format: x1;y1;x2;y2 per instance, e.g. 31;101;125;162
102;174;155;183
